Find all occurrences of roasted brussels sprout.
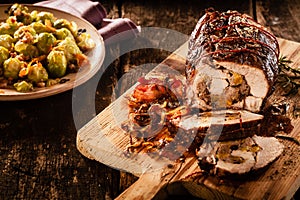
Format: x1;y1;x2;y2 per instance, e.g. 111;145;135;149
28;63;48;83
19;13;33;25
0;23;14;36
37;32;56;54
31;21;56;34
0;34;14;50
7;3;32;25
54;19;78;37
7;3;29;16
13;80;33;92
30;10;38;21
0;16;22;36
76;32;96;51
0;47;10;66
37;11;56;24
3;57;23;79
55;28;74;40
47;50;67;78
14;41;39;58
56;37;82;63
0;3;95;92
14;25;36;43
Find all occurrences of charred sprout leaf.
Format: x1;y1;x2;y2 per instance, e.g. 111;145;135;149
59;78;70;84
46;78;60;87
13;80;33;92
47;50;67;78
28;63;48;83
78;28;86;35
0;34;14;50
3;57;23;79
37;32;56;54
0;47;10;66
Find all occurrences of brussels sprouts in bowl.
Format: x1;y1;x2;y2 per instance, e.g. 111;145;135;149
0;4;104;100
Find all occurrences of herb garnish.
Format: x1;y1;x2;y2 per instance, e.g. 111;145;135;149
277;55;300;95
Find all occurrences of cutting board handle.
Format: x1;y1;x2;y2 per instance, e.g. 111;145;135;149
115;171;167;200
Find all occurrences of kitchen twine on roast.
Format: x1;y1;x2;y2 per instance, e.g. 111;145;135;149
71;27;228;174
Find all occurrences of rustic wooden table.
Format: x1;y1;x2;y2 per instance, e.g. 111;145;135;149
0;0;299;199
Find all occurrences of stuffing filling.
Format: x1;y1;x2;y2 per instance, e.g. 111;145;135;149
192;65;251;111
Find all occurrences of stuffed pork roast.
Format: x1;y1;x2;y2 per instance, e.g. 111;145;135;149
185;9;283;175
186;9;279;113
177;9;281;143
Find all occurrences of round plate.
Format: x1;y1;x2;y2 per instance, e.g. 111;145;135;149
0;5;105;101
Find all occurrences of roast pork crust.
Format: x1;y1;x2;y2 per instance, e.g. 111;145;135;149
186;9;280;113
188;9;279;56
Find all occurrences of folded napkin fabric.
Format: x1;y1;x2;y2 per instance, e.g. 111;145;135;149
35;0;140;44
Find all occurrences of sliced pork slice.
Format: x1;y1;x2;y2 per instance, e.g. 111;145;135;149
198;135;284;176
177;109;263;141
186;9;279;113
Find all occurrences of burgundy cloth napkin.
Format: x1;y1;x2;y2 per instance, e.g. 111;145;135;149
34;0;140;45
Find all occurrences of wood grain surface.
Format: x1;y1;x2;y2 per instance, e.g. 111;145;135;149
1;0;299;199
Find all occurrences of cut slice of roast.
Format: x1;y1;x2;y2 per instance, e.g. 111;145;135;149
197;135;284;176
186;9;279;113
177;109;263;141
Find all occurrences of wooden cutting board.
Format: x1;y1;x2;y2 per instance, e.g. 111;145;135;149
76;38;300;199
